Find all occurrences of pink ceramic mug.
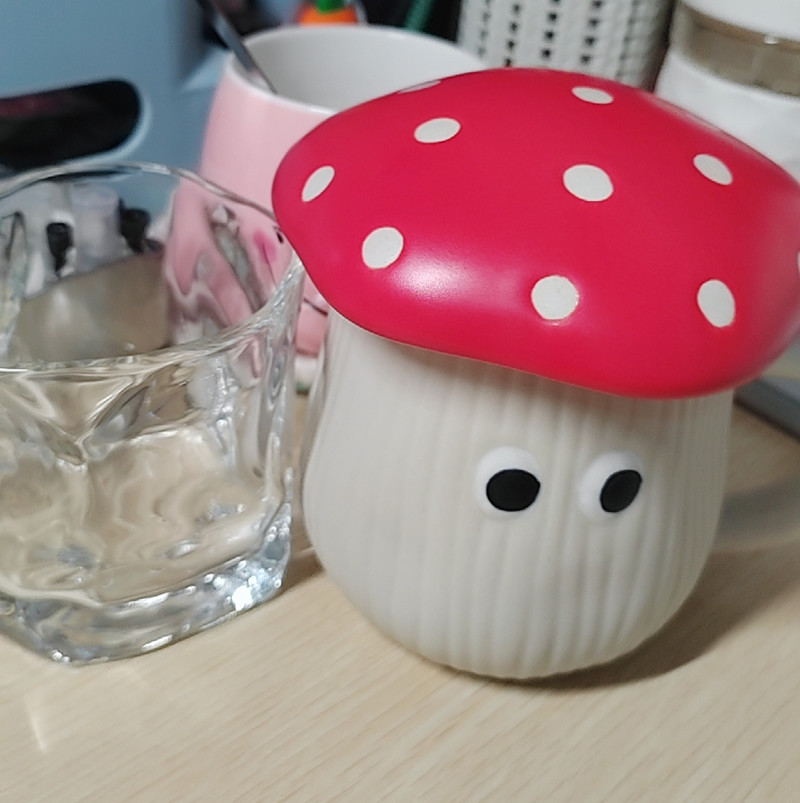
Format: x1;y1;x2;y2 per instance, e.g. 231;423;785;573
197;25;485;366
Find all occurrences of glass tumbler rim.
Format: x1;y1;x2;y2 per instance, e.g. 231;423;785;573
0;160;305;376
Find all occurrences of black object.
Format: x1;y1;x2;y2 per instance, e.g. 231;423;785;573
485;468;541;512
361;0;461;38
119;206;151;253
45;221;73;273
599;469;642;513
0;82;140;172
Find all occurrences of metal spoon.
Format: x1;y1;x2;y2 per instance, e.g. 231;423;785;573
195;0;278;93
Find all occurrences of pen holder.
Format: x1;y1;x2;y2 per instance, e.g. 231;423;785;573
273;69;800;679
456;0;673;87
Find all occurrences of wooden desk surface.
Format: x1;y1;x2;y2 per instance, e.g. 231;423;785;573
3;402;800;802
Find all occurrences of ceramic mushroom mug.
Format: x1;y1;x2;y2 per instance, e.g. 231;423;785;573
272;69;800;679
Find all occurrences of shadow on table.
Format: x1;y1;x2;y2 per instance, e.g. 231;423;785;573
281;503;800;690
283;545;322;590
282;517;322;592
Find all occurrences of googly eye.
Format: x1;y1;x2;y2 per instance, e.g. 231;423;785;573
578;451;643;521
475;446;541;516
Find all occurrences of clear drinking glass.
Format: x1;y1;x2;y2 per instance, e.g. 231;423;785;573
0;162;304;663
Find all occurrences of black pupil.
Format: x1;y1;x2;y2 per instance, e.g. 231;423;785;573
486;469;540;512
600;469;642;513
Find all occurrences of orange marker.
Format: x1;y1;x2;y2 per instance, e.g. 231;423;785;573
298;0;359;24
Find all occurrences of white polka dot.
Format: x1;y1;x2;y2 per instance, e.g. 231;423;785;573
697;279;735;327
531;276;579;321
362;227;404;269
301;166;335;202
563;164;613;202
414;117;461;144
398;80;441;93
572;86;614;104
693;154;733;185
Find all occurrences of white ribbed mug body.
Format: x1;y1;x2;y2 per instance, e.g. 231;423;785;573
302;314;733;678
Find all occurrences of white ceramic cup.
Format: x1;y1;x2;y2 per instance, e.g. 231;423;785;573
198;25;485;358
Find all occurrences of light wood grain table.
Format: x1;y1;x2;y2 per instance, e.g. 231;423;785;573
2;400;800;802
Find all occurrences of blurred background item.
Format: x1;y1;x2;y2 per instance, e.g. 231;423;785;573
456;0;674;87
656;0;800;178
0;0;226;176
0;0;475;181
655;1;800;435
237;0;460;37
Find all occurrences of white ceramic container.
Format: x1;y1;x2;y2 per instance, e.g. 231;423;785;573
273;68;800;678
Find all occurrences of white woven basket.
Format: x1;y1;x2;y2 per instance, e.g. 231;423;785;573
457;0;674;87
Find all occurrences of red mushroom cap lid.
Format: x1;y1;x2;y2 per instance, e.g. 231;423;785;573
272;68;800;398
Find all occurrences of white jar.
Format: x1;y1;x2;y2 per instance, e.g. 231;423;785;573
656;0;800;178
